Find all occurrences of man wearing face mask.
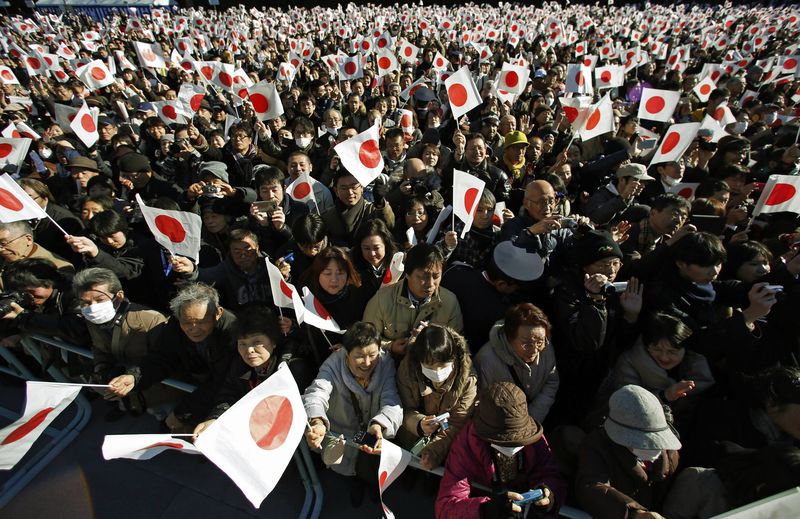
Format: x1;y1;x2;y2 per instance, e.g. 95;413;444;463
639;161;686;206
74;268;167;412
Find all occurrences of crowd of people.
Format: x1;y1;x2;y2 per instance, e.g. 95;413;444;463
1;2;799;517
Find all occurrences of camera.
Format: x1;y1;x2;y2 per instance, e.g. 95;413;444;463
559;217;579;230
202;184;221;196
0;291;34;316
171;138;189;154
407;177;430;197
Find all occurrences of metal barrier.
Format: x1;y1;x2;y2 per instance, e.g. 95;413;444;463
1;333;324;519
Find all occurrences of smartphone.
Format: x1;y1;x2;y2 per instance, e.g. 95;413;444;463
352;431;378;448
515;489;544;505
253;200;278;213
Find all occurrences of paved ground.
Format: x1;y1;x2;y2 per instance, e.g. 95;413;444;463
0;374;436;519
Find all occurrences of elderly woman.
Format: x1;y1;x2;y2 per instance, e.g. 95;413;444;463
436;382;565;519
396;324;477;470
303;321;402;506
475;303;559;423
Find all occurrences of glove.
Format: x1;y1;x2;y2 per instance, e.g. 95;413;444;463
479;487;521;519
372;176;390;206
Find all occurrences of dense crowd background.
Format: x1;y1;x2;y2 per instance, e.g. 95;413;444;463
0;2;799;518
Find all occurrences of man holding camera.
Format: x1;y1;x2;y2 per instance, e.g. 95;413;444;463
181;160;256;216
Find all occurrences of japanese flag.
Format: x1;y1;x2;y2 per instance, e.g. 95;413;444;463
649;122;701;166
595;65;624;89
779;55;799;75
667;182;701;201
102;434;201;461
375;49;399;77
338;55;363;80
14;121;41;141
453;169;486;238
637;88;681;122
1;124;20;139
153;100;190;125
445;66;481;120
194;363;307;508
276;62;297;86
78;60;115;90
0;66;20;85
0;172;46;223
136;194;202;262
381;251;406;287
333;121;384;188
173;37;195;55
432;51;449;71
560;96;593;132
0;382;80;470
286;172;318;209
178;83;206;114
398;109;415;140
497;62;529;94
700;115;728;143
23;54;47;76
566;63;594;95
56;42;76;60
300;287;343;334
579;93;614;141
247;81;283;121
134;41;167;69
378;440;412;519
753;175;800;216
399;77;429;101
114;50;138;71
70;102;99;148
693;75;717;103
709;102;736;127
398;39;419;64
265;259;304;321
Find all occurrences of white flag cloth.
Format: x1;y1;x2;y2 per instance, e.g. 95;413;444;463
276;62;297;86
637;88;681;122
136;194;202;262
753;175;800;216
560;96;593;133
565;63;593;95
152;100;191;125
693;76;717;103
452;169;486;238
134;41;167;69
247;81;283;121
649;122;701;166
375;49;399;77
300;287;343;333
70;101;98;148
0;381;80;470
265;259;305;322
700;114;728;143
194;363;307;508
378;440;412;519
179;83;206;114
398;109;415;139
333;121;384;188
426;205;453;243
667;182;701;201
399;77;429;101
102;434;201;460
595;65;625;89
497;62;529;94
77;59;115;90
0;172;46;223
397;39;419;64
286;172;317;206
0;66;20;85
579;93;614;141
338;55;363;80
381;251;406;287
15;122;41;140
445;66;481;120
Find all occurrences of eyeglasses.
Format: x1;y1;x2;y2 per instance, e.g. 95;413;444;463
336;183;362;192
517;337;547;349
231;133;251;141
525;197;558;208
0;235;27;250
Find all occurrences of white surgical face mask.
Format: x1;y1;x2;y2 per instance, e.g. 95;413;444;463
544;96;554;106
420;362;453;383
662;175;680;187
631;447;662;463
326;126;340;136
491;444;525;457
39;148;53;159
295;136;312;148
81;299;117;324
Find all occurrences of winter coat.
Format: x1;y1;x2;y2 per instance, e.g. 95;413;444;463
363;280;464;351
195;253;273;311
475;322;559;422
303;347;402;476
576;428;680;519
435;421;565;519
396;341;478;468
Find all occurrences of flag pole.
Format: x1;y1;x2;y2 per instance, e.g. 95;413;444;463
46;213;70;237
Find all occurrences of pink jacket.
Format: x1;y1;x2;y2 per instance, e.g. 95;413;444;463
435;422;566;519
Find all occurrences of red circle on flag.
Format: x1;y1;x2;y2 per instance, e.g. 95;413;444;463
668;55;678;65
575;71;585;86
313;297;331;319
179;41;188;51
201;66;214;80
251;93;269;113
583;58;591;67
344;61;357;75
181;61;192;71
90;67;106;80
1;70;14;81
601;47;609;55
699;84;711;95
0;187;23;211
142;49;156;62
81;113;96;133
713;107;725;121
505;71;519;88
710;70;721;81
677;188;693;199
464;187;480;215
294;181;311;199
218;72;233;87
20;24;28;31
645;96;665;114
586;108;602;130
435;57;444;68
190;94;204;111
279;280;294;299
379;470;388;488
660;131;681;154
249;395;293;450
358;139;381;168
378;57;391;70
403;46;413;57
765;183;797;206
44;56;53;66
600;71;612;83
10;49;20;58
362;41;371;51
162;105;178;120
400;114;412;128
563;106;579;123
784;58;798;70
56;70;66;80
11;130;20;138
577;45;584;53
448;83;469;107
2;407;55;445
27;57;41;69
377;38;387;48
154;215;186;242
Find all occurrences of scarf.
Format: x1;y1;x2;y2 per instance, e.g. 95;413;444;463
503;155;526;181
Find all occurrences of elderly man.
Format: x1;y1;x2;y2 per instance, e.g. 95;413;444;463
363;243;463;357
108;283;238;432
584;163;654;226
0;221;74;289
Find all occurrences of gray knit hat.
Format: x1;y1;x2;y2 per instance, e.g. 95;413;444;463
604;385;682;450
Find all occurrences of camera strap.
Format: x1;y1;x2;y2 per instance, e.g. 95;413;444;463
347;388;367;430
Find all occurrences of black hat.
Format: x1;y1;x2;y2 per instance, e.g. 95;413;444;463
574;230;623;267
117;152;151;173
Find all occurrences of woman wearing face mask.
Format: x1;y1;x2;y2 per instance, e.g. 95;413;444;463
396;324;477;471
350;219;399;299
74;267;168;414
